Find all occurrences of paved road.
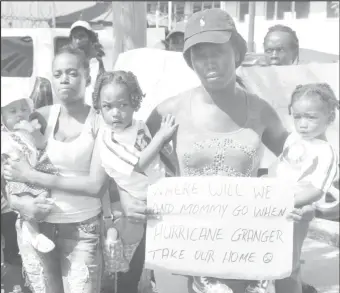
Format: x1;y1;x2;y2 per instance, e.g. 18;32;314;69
301;238;339;293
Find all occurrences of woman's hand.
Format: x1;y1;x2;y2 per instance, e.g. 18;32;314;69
119;187;153;223
3;156;33;183
287;205;315;223
11;192;54;222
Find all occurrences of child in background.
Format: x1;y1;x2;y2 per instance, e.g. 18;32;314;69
92;71;177;273
1;95;58;254
267;83;339;293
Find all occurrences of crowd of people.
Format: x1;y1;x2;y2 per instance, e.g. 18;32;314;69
1;7;339;293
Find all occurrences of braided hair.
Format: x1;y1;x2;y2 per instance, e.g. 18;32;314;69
264;24;300;64
288;83;339;118
92;71;145;112
87;30;106;74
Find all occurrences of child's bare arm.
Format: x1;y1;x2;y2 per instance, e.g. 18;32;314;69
293;182;323;208
134;134;166;173
135;115;177;172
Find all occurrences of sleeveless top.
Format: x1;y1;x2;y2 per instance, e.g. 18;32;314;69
175;89;265;178
174;89;268;288
43;104;101;223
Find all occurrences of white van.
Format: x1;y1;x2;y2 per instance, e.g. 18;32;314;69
1;28;72;104
1;27;165;103
1;27;122;105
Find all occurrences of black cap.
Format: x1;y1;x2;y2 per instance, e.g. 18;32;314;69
183;8;247;68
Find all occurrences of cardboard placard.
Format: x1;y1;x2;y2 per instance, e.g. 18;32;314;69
145;176;294;280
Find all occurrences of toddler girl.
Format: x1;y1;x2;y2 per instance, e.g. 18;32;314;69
267;83;339;293
1;96;57;253
92;71;177;273
273;83;339;208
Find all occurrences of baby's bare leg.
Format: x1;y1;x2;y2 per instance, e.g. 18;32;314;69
18;192;55;253
22;220;55;253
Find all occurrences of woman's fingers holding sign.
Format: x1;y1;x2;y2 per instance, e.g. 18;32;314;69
287;205;316;222
118;187;156;223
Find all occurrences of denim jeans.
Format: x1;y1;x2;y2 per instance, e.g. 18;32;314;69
16;214;103;293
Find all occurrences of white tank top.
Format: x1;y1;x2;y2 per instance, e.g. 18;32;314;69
43;104;101;223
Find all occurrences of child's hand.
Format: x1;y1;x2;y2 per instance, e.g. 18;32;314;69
156;114;178;143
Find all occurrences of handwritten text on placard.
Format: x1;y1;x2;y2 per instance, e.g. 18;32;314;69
145;176;294;280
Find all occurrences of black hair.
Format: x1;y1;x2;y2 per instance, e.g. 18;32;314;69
86;30;106;74
55;43;90;72
70;27;105;58
264;24;300;64
288;83;339;115
29;77;53;109
92;71;145;112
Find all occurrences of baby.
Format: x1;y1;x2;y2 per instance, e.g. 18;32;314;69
1;96;58;253
259;83;339;293
92;71;176;273
272;83;339;209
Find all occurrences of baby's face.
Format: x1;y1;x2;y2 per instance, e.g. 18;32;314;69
1;99;31;131
291;95;331;140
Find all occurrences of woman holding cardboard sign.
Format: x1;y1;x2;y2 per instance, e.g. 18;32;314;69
119;8;316;293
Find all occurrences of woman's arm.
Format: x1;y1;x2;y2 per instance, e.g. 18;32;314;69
260;100;289;157
118;186;148;222
4;134;109;198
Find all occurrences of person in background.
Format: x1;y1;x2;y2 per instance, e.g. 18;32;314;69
165;21;185;52
263;24;299;66
153;40;168;50
69;20;106;106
